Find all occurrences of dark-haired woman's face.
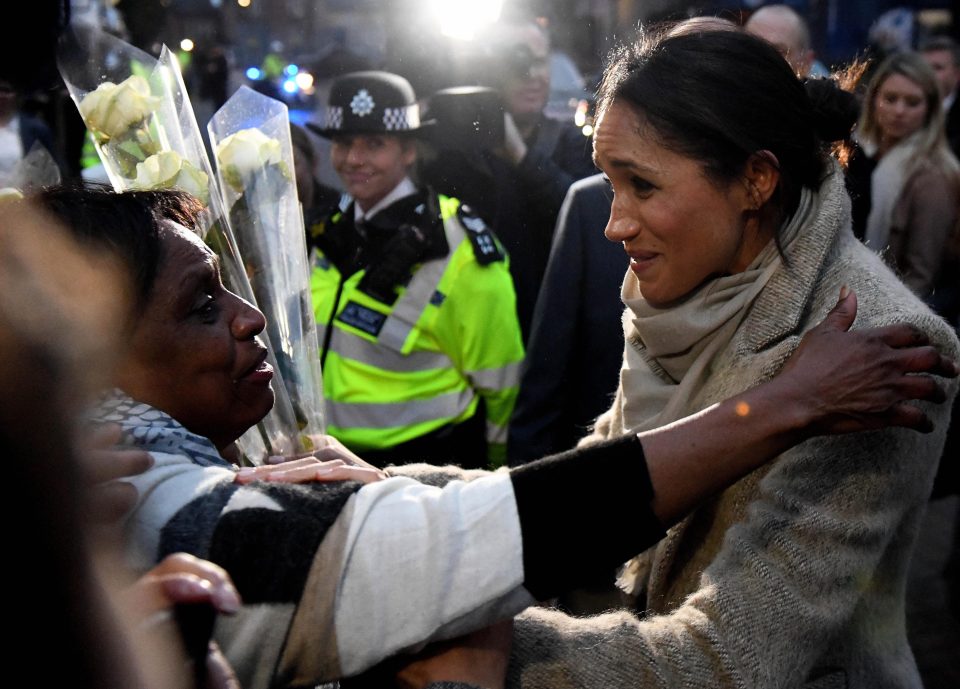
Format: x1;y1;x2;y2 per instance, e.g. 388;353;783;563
117;222;274;450
594;101;771;306
874;73;928;146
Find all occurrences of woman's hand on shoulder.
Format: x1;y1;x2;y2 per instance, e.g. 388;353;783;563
777;287;959;436
235;435;387;485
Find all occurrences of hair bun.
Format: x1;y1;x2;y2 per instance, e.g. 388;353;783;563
804;77;860;143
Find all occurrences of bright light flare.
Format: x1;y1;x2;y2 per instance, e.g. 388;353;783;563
282;79;298;94
424;0;503;40
295;72;314;90
180;38;195;52
237;0;250;7
574;99;588;127
246;67;262;80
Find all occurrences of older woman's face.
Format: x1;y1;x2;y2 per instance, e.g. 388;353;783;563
594;101;767;307
118;222;274;449
874;73;928;146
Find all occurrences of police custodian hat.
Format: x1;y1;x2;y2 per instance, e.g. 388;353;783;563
307;71;432;139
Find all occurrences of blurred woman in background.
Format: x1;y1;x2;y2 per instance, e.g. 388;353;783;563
849;51;960;320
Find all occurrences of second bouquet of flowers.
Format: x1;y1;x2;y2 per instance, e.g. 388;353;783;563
210;86;326;444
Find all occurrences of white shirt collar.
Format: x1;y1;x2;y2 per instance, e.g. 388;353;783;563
353;177;417;223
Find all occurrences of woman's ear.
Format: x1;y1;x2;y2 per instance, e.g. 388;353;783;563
742;150;781;210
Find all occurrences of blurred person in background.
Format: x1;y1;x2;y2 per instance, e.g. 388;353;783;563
420;15;597;341
920;35;960;157
745;4;819;79
848;51;960;317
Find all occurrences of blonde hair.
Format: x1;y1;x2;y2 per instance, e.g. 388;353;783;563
858;51;960;178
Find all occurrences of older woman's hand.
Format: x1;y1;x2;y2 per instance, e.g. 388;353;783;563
236;435;388;485
777;288;959;435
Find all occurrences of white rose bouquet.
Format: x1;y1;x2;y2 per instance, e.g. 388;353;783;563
58;26;302;462
133;151;210;205
78;74;161;176
210;87;326;445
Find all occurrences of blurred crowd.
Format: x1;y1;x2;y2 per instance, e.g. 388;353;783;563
4;2;960;689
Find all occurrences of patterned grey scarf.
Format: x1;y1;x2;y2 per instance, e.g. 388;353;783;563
94;389;231;468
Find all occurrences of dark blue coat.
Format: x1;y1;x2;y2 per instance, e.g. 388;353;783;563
508;173;628;465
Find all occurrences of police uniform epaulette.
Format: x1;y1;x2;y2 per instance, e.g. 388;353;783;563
457;204;505;265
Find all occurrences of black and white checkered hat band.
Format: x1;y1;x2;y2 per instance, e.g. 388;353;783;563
383;105;420;130
323;104;420;131
326;106;344;129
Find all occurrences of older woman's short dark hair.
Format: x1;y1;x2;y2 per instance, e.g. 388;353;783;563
34;185;204;311
597;28;849;221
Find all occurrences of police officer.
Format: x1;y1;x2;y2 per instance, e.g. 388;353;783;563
307;71;524;468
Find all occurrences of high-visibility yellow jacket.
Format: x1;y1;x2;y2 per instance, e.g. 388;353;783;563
310;192;524;467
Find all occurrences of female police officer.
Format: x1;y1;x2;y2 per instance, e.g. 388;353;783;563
307;71;523;468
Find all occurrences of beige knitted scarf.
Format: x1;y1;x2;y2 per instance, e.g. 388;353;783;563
618;186;815;434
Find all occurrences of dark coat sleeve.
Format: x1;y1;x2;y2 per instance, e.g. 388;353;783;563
515;118;596;229
508;174;624;465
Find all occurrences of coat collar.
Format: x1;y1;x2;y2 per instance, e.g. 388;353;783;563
741;163;849;353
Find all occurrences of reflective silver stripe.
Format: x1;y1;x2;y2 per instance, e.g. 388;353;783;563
378;214;467;352
486;419;508;444
325;388;476;430
331;328;453;372
467;361;521;391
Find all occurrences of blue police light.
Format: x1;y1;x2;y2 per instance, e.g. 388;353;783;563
285;64;299;76
246;67;262;80
282;79;298;94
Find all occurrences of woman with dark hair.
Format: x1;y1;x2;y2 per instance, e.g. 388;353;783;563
0;194;241;689
476;27;960;689
33;180;956;689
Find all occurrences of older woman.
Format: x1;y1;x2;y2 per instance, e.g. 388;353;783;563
477;28;960;689
849;51;960;316
32;184;956;689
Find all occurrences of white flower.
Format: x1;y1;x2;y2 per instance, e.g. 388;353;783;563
133;151;209;205
78;75;160;141
215;128;283;192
